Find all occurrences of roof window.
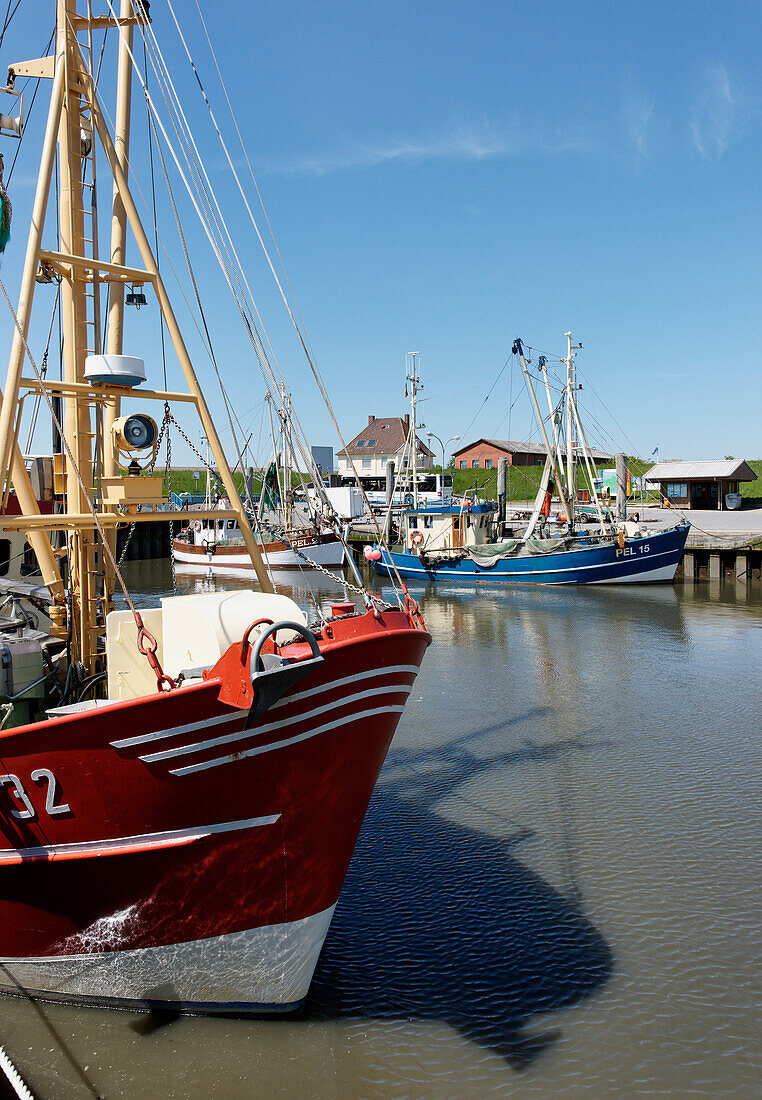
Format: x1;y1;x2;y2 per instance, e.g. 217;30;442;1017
367;439;377;446
356;440;365;447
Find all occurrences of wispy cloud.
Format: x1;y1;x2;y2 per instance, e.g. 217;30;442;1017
259;120;593;177
689;65;744;158
622;83;656;156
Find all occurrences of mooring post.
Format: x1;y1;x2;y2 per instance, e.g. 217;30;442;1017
615;452;627;523
497;456;508;524
384;460;395;541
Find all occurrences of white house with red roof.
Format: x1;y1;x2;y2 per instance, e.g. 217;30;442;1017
337;415;434;477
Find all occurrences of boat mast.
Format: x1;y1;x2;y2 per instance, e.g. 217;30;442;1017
58;0;101;667
406;352;421;510
537;353;570;517
563;331;582;524
102;0;135;609
513;339;571;521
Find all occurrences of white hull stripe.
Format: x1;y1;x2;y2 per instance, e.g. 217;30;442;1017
268;664;420;711
387;543;680;581
0;815;280;865
142;684;413;765
112;709;246;750
111;665;420;752
170;704;406;776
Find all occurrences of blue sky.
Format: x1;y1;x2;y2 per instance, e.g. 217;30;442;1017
3;1;762;466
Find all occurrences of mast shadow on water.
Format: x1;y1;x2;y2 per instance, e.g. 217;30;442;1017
305;710;614;1069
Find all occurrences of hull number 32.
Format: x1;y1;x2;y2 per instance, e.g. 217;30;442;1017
0;770;71;820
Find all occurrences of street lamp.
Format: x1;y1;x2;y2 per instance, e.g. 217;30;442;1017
427;432;461;475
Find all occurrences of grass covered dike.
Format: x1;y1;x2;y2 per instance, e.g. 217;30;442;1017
164;457;762;505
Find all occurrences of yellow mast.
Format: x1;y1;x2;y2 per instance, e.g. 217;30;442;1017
58;0;99;667
0;0;275;676
101;0;135;612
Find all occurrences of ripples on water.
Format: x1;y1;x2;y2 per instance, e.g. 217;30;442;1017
3;565;760;1098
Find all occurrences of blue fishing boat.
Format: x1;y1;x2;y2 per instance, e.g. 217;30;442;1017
367;334;690;585
370;502;690;585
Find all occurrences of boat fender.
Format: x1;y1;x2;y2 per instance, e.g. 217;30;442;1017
193;520;201;532
410;530;424;547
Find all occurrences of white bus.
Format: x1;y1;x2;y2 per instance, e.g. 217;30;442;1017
339;472;453;509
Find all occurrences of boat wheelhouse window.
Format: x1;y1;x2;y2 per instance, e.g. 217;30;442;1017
454;516;460;529
422;515;434;529
0;539;9;577
20;540;40;577
227;520;236;529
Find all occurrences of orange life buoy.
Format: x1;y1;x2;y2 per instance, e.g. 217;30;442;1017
410;530;424;547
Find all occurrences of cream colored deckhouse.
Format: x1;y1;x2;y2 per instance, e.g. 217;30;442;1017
337;415;434;477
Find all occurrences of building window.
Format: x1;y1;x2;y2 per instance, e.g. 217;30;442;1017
485;459;493;469
472;460;480;469
356;441;364;447
381;456;388;465
459;461;466;469
666;482;687;497
366;439;377;446
362;457;371;470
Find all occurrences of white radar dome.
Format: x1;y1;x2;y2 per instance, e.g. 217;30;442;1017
84;354;146;387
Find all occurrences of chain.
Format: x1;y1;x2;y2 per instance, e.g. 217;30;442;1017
117;406;371;600
165;419;177;594
169;415;228;496
117;403;174;569
251;514;371;596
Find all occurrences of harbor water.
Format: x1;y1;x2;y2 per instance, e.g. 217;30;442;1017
0;562;759;1098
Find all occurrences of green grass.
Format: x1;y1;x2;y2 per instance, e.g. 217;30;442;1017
166;456;762;505
740;460;762;499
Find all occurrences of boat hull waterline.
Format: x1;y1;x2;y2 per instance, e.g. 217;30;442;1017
0;609;430;1013
172;531;344;571
373;524;690;585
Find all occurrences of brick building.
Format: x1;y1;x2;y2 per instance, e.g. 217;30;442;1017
452;438;613;470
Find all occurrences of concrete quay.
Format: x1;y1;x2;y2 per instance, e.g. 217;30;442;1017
634;505;762;582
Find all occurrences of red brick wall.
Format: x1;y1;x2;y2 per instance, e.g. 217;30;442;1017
454;444;512;469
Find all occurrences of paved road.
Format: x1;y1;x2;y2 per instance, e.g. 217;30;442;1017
508;499;762;547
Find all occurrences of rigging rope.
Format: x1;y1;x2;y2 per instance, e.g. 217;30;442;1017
141;5;406;599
